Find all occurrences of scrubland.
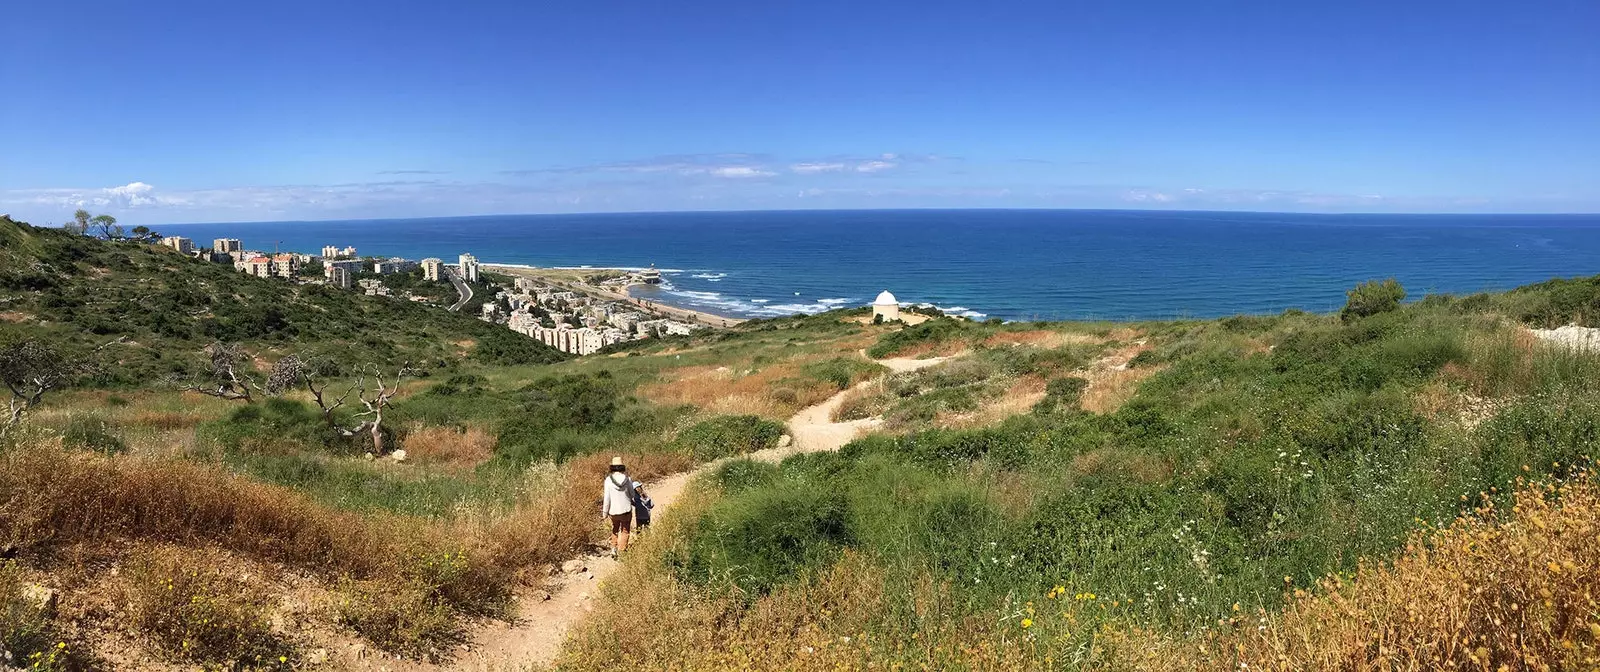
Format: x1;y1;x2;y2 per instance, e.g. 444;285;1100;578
7;212;1600;670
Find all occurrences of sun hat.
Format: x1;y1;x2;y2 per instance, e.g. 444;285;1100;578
610;456;625;467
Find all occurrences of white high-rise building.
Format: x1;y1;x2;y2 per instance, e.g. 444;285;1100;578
421;258;444;281
458;253;480;283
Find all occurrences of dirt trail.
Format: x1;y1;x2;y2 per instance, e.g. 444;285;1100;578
444;353;956;670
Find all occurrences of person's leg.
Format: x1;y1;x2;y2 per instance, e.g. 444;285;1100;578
610;513;632;554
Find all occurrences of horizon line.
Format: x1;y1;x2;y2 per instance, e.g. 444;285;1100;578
143;205;1600;228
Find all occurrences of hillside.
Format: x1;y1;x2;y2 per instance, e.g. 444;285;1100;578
2;217;1600;670
0;215;565;385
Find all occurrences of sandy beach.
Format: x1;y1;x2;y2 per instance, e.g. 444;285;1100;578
483;264;746;329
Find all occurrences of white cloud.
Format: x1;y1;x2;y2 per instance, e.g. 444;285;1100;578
709;166;777;178
855;160;897;173
790;162;847;174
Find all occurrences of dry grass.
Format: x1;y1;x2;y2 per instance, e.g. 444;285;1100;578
638;360;837;419
1116;474;1600;671
982;329;1102;348
1081;366;1161;414
830;379;891;422
402;423;497;469
938;375;1048;428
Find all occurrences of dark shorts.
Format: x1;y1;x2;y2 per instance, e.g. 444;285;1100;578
610;512;632;533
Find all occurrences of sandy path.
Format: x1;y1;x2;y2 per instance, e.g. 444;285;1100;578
451;354;953;669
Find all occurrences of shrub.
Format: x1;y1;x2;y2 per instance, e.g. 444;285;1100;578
673;415;785;461
673;482;851;598
335;579;462;662
801;357;886;390
125;548;294;668
866;318;970;358
713;458;781;494
1340;278;1406;322
200;398;348;455
60;415;125;455
1;561;83;671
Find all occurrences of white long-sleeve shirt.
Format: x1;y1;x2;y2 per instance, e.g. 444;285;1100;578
601;472;634;516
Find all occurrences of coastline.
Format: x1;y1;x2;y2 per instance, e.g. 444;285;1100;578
483;263;746;329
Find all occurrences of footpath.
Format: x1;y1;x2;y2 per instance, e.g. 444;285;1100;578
457;353;956;670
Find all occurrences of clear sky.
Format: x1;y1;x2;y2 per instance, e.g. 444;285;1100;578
2;0;1597;224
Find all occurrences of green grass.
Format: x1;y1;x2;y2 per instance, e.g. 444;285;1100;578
664;293;1600;643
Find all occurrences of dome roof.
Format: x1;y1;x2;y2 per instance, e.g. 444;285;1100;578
873;290;898;305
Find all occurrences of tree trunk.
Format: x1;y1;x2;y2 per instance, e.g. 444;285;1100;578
369;409;385;454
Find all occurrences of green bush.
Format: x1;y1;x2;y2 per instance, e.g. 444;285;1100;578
1340;278;1406;322
801;357;886;390
866;318;970;358
673;481;851;598
713;458;781;494
200;398;349;455
335;579;462;662
673;415;785;461
60;416;126;455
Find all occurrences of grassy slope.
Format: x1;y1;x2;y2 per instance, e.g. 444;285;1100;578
0;215;566;384
561;281;1600;670
9;211;1600;669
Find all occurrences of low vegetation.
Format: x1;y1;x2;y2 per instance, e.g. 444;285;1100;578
7;211;1600;670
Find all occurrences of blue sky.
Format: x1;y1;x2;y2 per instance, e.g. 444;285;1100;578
2;0;1597;224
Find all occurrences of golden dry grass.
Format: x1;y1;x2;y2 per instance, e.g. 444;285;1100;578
938;374;1048;428
1116;474;1600;671
1081;366;1160;414
637;360;838;419
982;329;1102;348
402;422;497;469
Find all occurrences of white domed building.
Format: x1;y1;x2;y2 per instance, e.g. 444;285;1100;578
872;290;901;322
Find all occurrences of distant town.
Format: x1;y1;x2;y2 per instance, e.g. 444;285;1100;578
157;235;709;356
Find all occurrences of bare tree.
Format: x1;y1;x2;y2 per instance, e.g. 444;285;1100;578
175;342;261;402
347;363;412;454
0;339;77;435
268;354;356;422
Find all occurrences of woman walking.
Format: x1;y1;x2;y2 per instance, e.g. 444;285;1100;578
601;456;636;556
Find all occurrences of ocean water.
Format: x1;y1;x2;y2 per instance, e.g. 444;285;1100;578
161;210;1600;321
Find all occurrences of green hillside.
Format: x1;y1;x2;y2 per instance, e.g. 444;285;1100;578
0;215;565;384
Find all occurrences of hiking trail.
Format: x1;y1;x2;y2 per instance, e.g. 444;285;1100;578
432;353;956;670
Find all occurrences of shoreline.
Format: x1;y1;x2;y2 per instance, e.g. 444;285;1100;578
482;263;747;329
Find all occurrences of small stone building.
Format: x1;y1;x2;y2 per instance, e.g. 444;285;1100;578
872;290;900;322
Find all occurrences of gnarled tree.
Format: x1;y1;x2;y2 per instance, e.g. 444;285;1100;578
347;362;412;454
175;342;262;402
0;338;77;435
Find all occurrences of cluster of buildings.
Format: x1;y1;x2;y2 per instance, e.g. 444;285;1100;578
157;234;705;357
492;276;702;355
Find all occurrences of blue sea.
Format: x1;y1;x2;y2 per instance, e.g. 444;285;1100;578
161;210;1600;322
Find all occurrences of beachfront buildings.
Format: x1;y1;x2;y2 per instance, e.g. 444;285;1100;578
421;258;444;281
458;253;481;282
373;258;418;275
635;265;662;284
322;245;357;259
325;259;363;281
329;265;353;289
270;254;299;278
161;236;194;255
873;290;901;322
212;238;241;255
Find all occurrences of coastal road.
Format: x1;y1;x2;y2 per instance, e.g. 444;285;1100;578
446;268;473;311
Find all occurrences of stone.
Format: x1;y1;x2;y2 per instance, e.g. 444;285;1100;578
391;449;408;463
777;434;793;448
350;642;367;659
362;452;375;461
583;572;595;581
307;648;329;665
22;584;57;616
578;592;590;600
532;590;552;602
561;560;586;574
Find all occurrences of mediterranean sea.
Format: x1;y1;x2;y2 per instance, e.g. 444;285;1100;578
160;209;1600;322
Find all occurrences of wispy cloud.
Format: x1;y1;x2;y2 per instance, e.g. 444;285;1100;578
790;162;847;174
376;169;449;175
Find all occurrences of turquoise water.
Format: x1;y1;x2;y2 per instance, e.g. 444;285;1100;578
161;209;1600;321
